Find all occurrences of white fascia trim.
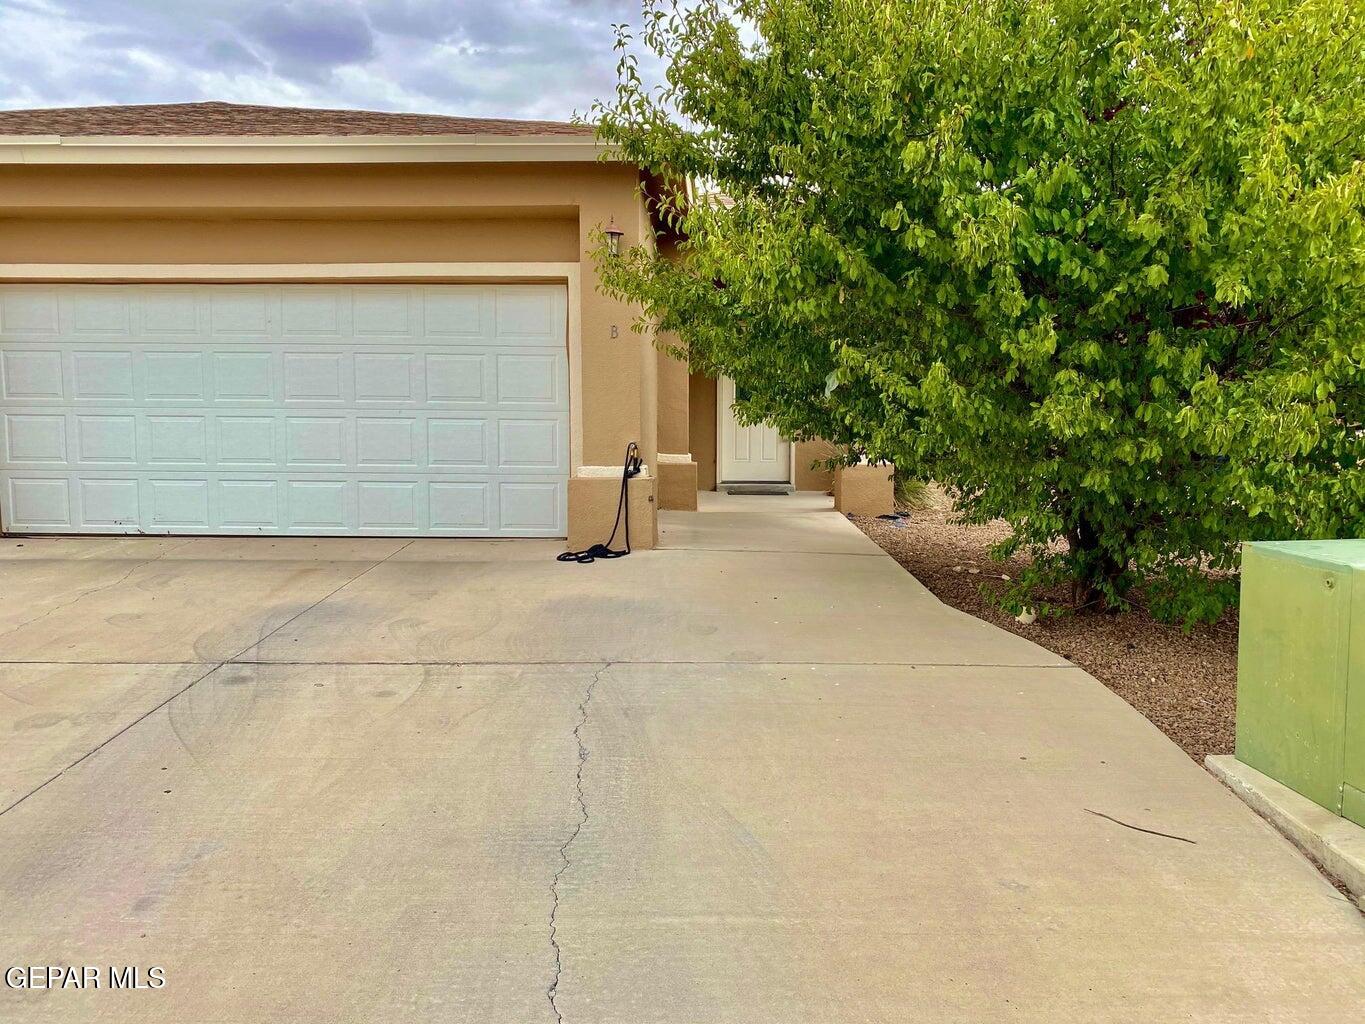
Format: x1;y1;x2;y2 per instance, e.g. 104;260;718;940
0;261;580;281
0;133;617;165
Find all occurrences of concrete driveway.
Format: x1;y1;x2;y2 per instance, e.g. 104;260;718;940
2;493;1362;1022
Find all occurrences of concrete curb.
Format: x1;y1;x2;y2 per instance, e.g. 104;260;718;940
1207;754;1365;909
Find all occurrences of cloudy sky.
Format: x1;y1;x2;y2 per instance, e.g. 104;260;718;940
0;0;650;120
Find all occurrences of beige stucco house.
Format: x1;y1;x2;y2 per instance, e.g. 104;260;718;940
0;101;839;549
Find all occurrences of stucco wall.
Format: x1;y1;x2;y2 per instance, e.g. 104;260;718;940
0;216;579;265
689;371;718;491
656;341;690;455
653;238;690;465
0;162;600;216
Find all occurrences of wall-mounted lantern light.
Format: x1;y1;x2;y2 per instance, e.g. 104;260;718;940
605;217;625;256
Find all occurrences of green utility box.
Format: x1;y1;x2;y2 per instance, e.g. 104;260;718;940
1237;541;1365;827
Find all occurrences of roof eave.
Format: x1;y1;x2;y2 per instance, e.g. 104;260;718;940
0;133;619;165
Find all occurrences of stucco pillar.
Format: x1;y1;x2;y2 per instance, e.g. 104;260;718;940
577;177;648;467
655;335;697;510
689;371;718;491
569;170;658;548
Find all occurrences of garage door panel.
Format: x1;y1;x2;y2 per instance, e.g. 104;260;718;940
498;481;562;533
145;351;208;402
428;419;488;469
4;413;66;464
354;352;417;403
280;288;345;337
69;290;132;336
425;352;488;403
0;289;59;335
353;288;416;337
80;478;140;528
138;288;201;336
218;479;279;529
2;350;64;400
72;351;135;401
76;415;138;465
494;287;559;342
217;417;277;466
148;479;210;529
356;418;419;467
0;284;568;536
424;288;487;338
283;352;347;402
209;290;272;338
212;417;274;464
287;480;350;531
358;481;418;531
494;352;560;405
211;351;275;403
8;477;70;527
146;415;209;466
429;481;492;532
496;418;563;472
285;417;349;468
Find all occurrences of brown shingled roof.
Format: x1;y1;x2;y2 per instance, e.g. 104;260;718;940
0;101;596;138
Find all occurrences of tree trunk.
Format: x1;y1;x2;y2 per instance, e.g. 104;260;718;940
1067;515;1128;610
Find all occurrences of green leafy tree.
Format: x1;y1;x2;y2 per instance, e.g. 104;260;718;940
595;0;1365;621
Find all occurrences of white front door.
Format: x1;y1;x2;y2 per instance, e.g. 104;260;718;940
718;377;790;483
0;283;569;536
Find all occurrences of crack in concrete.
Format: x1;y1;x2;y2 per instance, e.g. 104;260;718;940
1084;808;1197;845
0;538;194;645
546;662;606;1024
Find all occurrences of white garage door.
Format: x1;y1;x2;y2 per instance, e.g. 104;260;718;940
0;284;569;536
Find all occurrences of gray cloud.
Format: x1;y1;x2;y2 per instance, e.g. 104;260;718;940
243;2;375;81
0;0;651;119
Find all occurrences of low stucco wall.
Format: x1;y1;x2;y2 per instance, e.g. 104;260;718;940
656;460;698;511
567;475;657;550
833;464;895;517
795;439;836;492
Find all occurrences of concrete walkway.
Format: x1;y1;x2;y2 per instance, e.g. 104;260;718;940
1;493;1362;1022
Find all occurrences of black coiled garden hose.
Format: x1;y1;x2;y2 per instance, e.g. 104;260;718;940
557;442;642;564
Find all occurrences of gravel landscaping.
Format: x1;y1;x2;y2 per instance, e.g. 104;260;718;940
851;486;1238;764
